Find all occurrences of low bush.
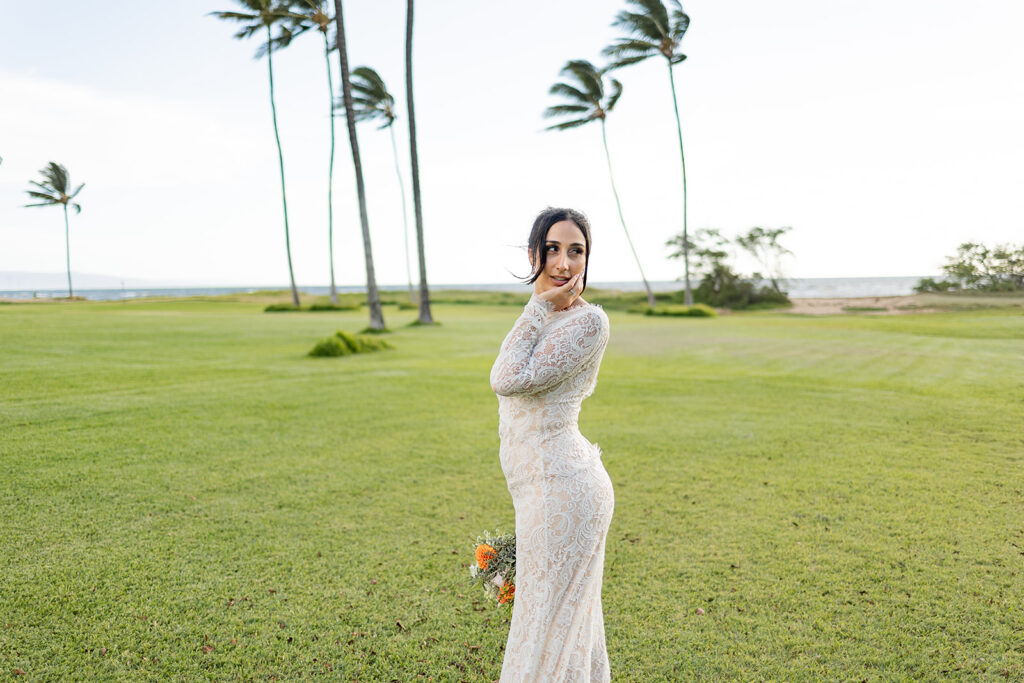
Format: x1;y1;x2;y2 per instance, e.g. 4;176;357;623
264;303;301;312
644;303;718;318
309;303;361;312
308;337;352;357
913;277;958;293
309;330;394;357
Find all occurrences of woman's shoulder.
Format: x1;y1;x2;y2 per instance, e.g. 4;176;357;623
566;299;609;331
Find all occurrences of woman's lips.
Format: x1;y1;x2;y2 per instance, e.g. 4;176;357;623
551;276;570;284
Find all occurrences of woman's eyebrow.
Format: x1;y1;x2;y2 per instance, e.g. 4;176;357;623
545;240;585;247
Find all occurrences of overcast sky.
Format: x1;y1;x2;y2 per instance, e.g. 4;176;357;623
1;0;1021;288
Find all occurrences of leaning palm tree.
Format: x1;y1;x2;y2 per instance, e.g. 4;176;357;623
346;66;415;304
279;0;341;304
405;0;433;324
332;0;385;329
24;162;84;298
603;0;693;304
210;0;301;308
544;59;656;308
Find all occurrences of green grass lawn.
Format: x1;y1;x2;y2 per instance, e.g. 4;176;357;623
1;299;1022;681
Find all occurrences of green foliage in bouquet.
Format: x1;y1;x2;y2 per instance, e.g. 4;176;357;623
469;530;516;606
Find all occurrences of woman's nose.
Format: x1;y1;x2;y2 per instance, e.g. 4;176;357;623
554;252;569;270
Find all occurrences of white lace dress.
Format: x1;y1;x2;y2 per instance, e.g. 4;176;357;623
490;293;614;683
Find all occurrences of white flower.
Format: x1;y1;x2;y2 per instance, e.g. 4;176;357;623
492;572;504;587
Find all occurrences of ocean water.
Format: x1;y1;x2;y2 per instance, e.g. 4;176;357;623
1;276;929;302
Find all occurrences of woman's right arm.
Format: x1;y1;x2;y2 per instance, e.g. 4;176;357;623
490;295;607;397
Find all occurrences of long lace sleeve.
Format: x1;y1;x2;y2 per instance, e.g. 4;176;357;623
490;294;609;397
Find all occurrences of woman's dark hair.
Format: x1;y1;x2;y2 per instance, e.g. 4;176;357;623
523;207;592;293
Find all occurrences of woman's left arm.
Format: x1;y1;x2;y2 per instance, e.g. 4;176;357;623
490;296;609;397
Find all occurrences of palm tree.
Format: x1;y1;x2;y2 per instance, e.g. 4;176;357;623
405;0;434;324
544;59;656;308
603;0;693;304
346;66;415;304
332;0;386;329
280;0;341;305
210;0;301;308
24;162;84;298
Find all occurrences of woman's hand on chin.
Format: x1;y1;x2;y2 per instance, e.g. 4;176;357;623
537;272;583;311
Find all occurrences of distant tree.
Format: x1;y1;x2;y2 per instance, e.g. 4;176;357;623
917;242;1024;292
210;0;302;308
281;0;342;305
603;0;693;304
544;59;655;308
735;226;792;293
405;0;434;324
24;162;84;298
333;0;386;329
667;228;790;309
346;66;415;304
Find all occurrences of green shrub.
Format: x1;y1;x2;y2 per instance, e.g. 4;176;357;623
264;303;301;312
913;277;958;293
309;303;360;311
308;337;352;357
309;330;394;357
359;327;392;335
397;302;418;310
645;303;718;317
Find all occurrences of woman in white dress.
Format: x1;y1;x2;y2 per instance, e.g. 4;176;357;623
490;207;614;682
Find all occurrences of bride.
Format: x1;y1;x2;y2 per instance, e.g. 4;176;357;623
490;207;614;682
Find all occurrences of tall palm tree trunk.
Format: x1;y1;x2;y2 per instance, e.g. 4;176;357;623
333;0;385;329
389;125;415;304
600;119;655;307
406;0;433;324
266;28;300;308
322;32;338;305
63;204;73;298
666;61;692;305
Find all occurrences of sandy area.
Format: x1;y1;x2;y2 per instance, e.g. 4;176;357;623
787;295;933;315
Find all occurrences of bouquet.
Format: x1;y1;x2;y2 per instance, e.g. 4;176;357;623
469;530;516;606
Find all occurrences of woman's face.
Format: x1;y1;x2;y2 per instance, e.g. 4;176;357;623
531;220;587;294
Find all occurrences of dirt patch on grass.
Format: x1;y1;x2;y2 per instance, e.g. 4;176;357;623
788;296;936;315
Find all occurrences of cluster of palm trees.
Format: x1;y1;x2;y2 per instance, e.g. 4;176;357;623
544;0;693;306
211;0;433;329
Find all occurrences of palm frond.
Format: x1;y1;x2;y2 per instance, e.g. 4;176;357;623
611;10;667;42
545;117;594;132
42;163;69;194
69;183;85;199
604;53;652;69
601;38;659;59
605;78;624;112
671;53;687;65
71;202;82;215
628;0;670;28
670;8;690;41
24;202;58;209
24;190;59;203
561;60;603;101
208;10;260;22
29;179;55;194
548;82;590;104
542;104;590;119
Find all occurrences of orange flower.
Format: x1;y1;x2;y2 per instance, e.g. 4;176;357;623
475;544;496;570
498;583;515;604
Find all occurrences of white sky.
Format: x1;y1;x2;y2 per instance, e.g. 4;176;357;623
1;0;1021;287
